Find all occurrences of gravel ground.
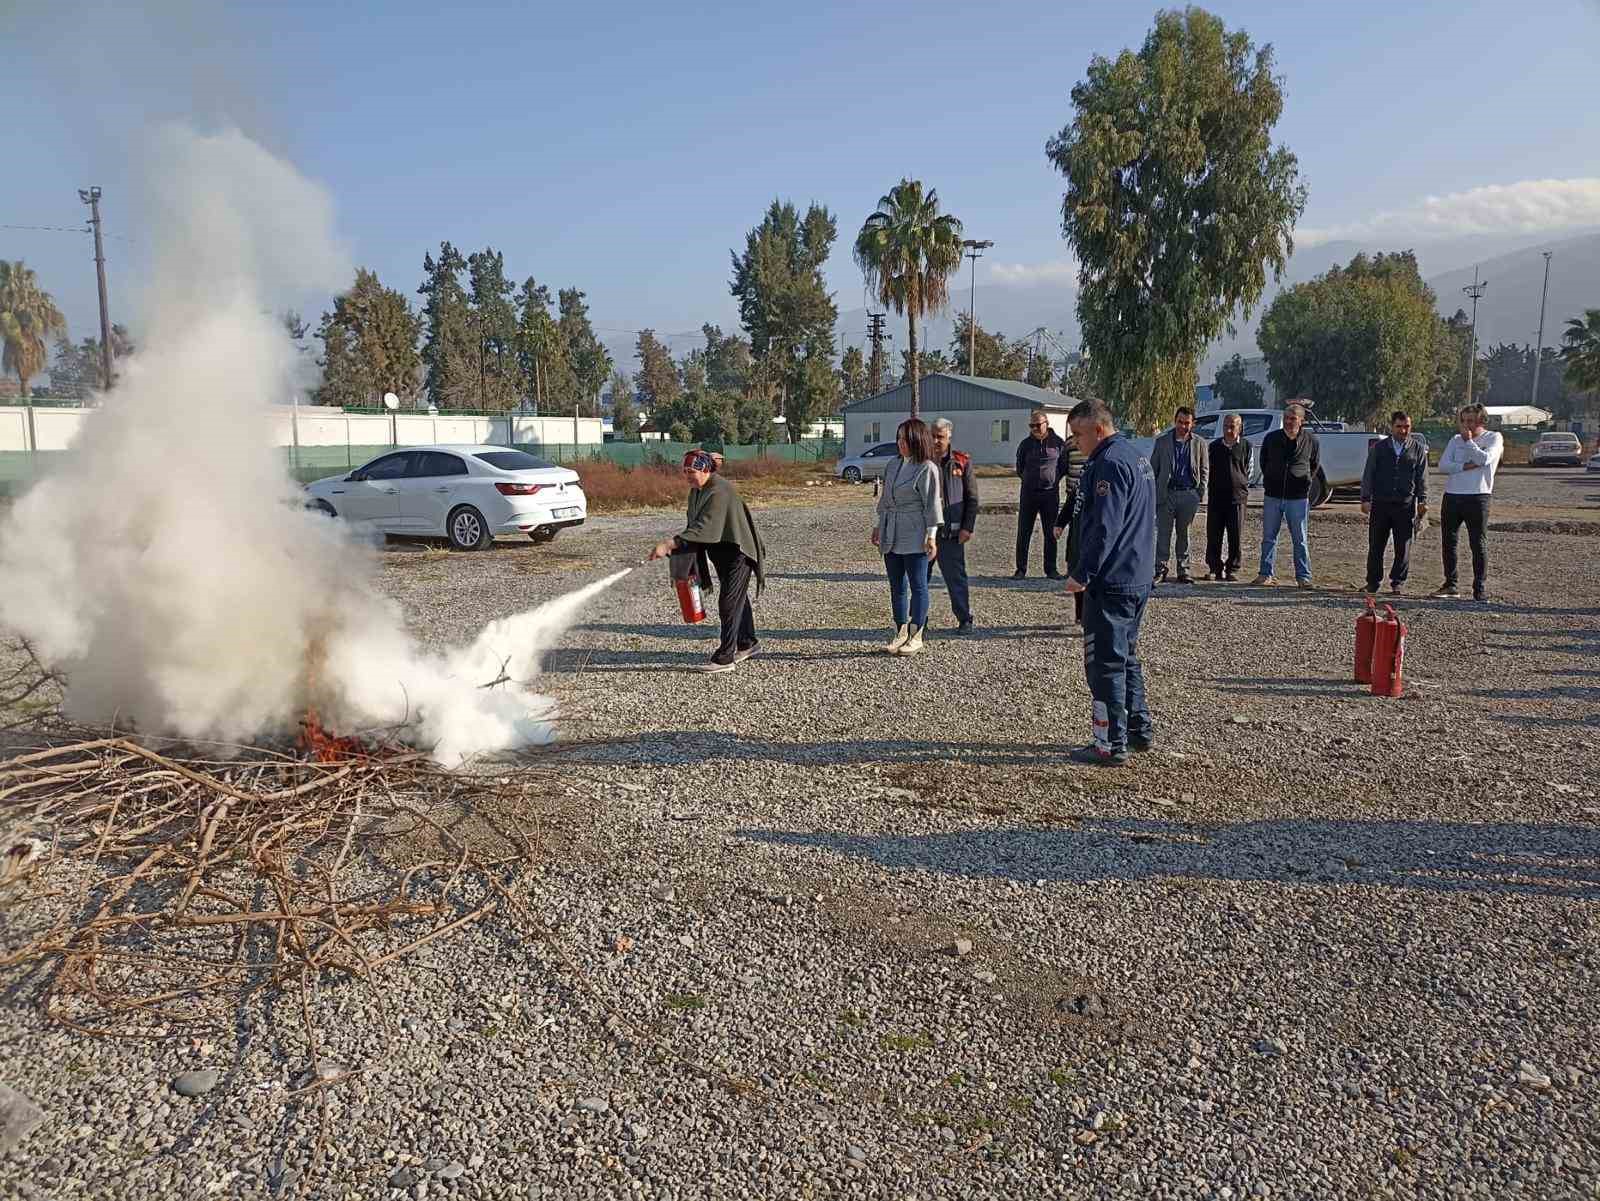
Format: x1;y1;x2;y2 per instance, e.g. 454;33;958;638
2;466;1597;1200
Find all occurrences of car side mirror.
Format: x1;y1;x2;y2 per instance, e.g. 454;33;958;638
346;472;364;482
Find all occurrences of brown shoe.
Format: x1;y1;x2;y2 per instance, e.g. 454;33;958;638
1250;575;1276;587
1296;578;1315;590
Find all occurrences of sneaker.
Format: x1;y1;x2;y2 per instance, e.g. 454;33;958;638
954;621;974;636
1201;571;1218;582
1251;575;1276;587
732;642;759;662
1175;572;1194;585
1070;744;1128;767
884;624;910;653
1296;578;1314;590
1129;735;1155;753
693;659;736;674
1429;584;1460;599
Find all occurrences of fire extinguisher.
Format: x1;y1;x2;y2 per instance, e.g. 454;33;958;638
669;549;706;624
1369;604;1407;698
1354;596;1378;685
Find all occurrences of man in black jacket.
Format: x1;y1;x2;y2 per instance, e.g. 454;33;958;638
1204;413;1252;581
1014;409;1068;578
1361;411;1429;594
930;419;979;633
1252;402;1321;588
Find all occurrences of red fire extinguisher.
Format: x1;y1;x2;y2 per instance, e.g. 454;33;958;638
1354;596;1378;684
1369;604;1407;698
669;550;706;624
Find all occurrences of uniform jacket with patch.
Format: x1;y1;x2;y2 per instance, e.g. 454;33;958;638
1071;434;1155;593
936;450;978;538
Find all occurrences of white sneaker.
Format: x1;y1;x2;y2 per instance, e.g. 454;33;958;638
884;624;909;654
897;625;926;655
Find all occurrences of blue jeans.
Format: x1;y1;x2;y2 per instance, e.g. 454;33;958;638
1082;587;1153;753
1259;496;1311;581
885;552;931;628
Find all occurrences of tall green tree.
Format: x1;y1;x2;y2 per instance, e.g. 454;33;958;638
316;268;423;408
558;287;611;417
463;249;520;411
608;370;641;440
48;326;134;399
1046;8;1306;432
839;345;868;402
853;180;964;417
1213;353;1264;406
514;277;570;412
730;200;839;421
1478;343;1570;413
783;348;839;441
0;261;68;397
634;329;681;411
1562;309;1600;402
1025;350;1055;390
866;338;888;396
1061;355;1097;398
699;323;754;395
417;243;474;408
1257;252;1438;424
1428;309;1474;416
899;348;952;384
948;313;1028;380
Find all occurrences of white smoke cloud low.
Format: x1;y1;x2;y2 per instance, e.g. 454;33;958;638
988;259;1080;287
0;124;621;766
1298;178;1600;247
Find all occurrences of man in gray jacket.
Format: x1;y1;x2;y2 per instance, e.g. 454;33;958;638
1149;406;1208;585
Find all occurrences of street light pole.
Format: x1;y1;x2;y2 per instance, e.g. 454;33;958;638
960;239;993;377
1463;267;1488;406
1530;251;1553;409
77;187;114;391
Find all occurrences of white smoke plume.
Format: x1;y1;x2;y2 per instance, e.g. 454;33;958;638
0;125;621;765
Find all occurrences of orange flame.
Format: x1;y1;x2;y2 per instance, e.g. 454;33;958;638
297;709;368;763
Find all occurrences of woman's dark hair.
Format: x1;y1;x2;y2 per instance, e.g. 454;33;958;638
897;418;932;464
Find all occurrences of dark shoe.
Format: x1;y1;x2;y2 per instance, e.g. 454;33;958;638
1175;572;1193;585
694;658;736;674
1223;571;1238;582
954;621;974;635
1473;590;1488;603
1011;570;1027;580
1070;744;1128;767
1154;564;1169;584
1429;584;1460;599
732;641;759;662
1362;584;1379;596
1046;571;1064;580
1390;582;1403;594
1129;735;1155;753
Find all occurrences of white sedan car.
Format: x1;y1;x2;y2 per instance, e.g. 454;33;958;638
303;445;587;550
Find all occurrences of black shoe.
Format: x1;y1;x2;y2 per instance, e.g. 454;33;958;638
1223;571;1238;583
1390;582;1403;594
1011;571;1027;580
1046;571;1064;580
1362;585;1380;596
1429;584;1460;599
1473;591;1488;603
954;621;974;635
1129;736;1155;753
1175;572;1193;585
1070;744;1129;767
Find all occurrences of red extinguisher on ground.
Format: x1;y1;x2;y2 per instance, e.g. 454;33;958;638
669;549;706;624
1354;596;1378;685
1370;604;1407;698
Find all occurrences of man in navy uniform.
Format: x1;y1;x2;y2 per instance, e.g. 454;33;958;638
1062;399;1156;766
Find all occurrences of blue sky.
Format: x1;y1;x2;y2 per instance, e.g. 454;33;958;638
5;0;1599;357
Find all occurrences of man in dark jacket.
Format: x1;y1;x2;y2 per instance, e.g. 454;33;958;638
1361;411;1429;594
1252;402;1321;588
1063;399;1155;766
1014;409;1068;579
1205;413;1253;581
930;418;979;633
1052;437;1088;633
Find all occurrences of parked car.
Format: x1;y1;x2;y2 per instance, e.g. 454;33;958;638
303;445;587;550
836;441;901;483
1130;409;1383;508
1587;448;1600;473
1529;431;1584;467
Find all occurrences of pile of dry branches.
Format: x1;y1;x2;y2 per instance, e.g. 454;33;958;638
0;732;544;1044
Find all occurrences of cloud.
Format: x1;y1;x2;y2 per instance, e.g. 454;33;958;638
1299;178;1600;247
987;259;1079;287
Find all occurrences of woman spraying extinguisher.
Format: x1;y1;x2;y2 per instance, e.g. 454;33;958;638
649;449;767;674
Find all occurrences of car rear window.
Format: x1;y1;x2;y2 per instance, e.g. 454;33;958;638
1542;433;1579;443
475;451;557;470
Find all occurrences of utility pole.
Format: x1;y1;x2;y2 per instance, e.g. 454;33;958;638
1530;250;1553;409
959;239;993;376
78;187;114;391
866;312;887;394
1463;267;1488;406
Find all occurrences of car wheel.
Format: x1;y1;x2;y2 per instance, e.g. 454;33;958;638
842;466;862;484
308;499;337;518
528;526;559;544
1309;469;1333;510
447;505;493;551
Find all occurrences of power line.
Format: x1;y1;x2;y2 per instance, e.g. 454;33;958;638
0;222;136;243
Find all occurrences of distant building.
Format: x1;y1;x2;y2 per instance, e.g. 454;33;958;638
1482;405;1552;428
842;373;1080;466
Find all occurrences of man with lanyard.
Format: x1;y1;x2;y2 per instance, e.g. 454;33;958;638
1150;405;1207;585
1062;399;1156;766
1360;410;1428;595
1013;409;1068;579
929;418;979;633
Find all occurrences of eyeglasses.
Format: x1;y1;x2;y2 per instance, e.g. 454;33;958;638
1029;423;1046;430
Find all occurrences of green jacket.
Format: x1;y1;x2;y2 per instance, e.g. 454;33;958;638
678;474;766;596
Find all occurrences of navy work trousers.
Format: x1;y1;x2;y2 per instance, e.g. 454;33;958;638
1081;586;1154;754
932;535;972;624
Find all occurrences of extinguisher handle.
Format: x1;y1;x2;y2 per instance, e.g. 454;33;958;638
1382;604;1398;620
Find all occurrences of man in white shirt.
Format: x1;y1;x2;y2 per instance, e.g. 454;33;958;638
1431;403;1504;602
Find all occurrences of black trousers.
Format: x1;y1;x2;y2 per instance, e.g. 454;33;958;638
1205;496;1245;575
707;543;756;664
1440;494;1490;594
1366;499;1417;590
1016;488;1060;575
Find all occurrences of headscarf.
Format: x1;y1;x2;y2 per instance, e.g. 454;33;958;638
682;449;721;473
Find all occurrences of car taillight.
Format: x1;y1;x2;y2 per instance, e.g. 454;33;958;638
496;482;545;495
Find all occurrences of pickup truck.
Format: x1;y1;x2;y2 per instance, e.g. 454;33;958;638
1130;409;1387;508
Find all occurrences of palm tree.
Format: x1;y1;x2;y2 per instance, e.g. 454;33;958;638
1562;308;1600;397
0;261;68;397
853;180;964;418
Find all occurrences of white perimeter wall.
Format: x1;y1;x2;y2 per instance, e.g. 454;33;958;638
0;406;604;452
843;406;1069;467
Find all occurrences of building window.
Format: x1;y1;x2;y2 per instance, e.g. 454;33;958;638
991;419;1010;444
864;422;880;444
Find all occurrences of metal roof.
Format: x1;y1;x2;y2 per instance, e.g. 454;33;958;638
842;373;1083;415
